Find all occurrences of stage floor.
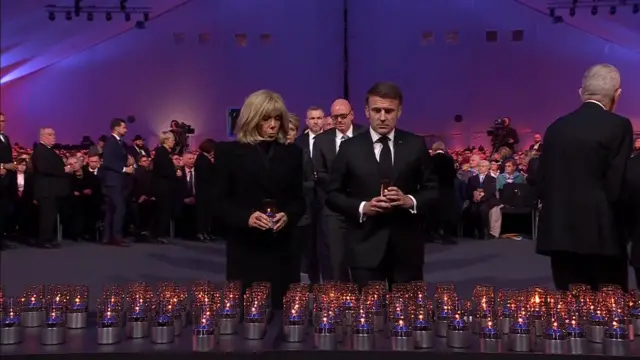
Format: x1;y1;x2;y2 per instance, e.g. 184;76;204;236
1;238;636;303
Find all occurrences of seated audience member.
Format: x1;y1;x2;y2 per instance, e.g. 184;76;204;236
467;160;498;239
133;155;154;237
176;151;197;239
489;160;500;177
633;138;640;157
66;156;100;241
489;159;526;238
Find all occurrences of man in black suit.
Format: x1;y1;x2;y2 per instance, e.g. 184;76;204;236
528;133;543;153
625;154;640;288
100;118;134;246
313;99;366;281
128;135;150;161
31;128;72;248
295;106;325;156
537;64;633;291
326;82;438;288
467;160;498;239
0;112;17;250
429;142;458;244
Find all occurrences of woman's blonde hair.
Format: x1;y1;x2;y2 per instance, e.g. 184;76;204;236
235;90;289;144
288;113;300;131
159;131;174;145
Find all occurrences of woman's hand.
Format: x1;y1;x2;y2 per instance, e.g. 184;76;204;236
248;211;271;230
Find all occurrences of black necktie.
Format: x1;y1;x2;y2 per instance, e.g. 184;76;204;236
377;136;393;180
188;170;194;195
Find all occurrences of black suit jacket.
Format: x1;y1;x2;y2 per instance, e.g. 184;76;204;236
326;128;438;268
128;144;151;161
152;146;177;193
194;152;215;201
101;135;128;187
526;157;540;187
625;155;640;266
31;143;69;199
0;133;13;189
528;143;543;152
536;102;633;257
294;132;312;155
467;174;497;202
312;124;366;195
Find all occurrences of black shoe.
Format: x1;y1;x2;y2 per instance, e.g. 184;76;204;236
1;241;17;250
155;238;169;244
195;234;209;243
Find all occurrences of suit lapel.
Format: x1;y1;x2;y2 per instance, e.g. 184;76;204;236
391;131;409;183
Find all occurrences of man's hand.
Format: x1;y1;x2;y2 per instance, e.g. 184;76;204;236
184;197;195;205
272;213;288;231
124;166;134;174
2;163;14;171
176;169;183;177
83;189;92;195
384;187;413;208
0;167;5;176
18;190;22;197
138;195;147;203
248;211;271;230
64;165;73;173
74;191;80;196
362;196;391;216
473;190;484;202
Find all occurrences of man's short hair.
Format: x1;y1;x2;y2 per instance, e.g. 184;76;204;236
110;118;125;130
365;82;403;105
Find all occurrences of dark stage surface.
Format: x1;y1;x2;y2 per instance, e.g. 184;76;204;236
1;238;637;302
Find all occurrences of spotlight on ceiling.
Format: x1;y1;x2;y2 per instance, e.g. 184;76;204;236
48;12;55;21
634;4;639;14
65;11;72;20
87;12;93;21
105;12;112;21
549;7;556;17
552;15;564;23
143;12;149;21
120;0;127;12
591;5;598;15
609;6;616;15
569;7;576;16
124;12;131;21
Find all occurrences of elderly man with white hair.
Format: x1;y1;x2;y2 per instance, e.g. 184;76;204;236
536;64;634;291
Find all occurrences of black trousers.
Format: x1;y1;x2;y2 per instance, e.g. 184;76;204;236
195;194;213;235
350;244;423;290
102;186;126;240
550;251;628;291
37;196;61;244
293;223;320;284
318;208;350;281
469;200;495;235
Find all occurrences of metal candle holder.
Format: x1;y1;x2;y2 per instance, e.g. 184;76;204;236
565;323;587;354
473;311;492;334
20;299;44;328
125;309;149;338
150;314;175;344
41;309;65;345
435;311;452;337
243;311;266;340
0;299;23;345
603;324;629;356
542;326;568;354
283;312;306;343
390;322;412;351
97;312;121;345
509;320;534;352
314;320;337;350
412;318;433;349
217;308;238;335
528;309;544;337
66;286;88;329
352;320;374;351
192;319;216;352
372;304;385;332
479;323;502;353
586;313;607;343
446;316;470;348
631;308;640;336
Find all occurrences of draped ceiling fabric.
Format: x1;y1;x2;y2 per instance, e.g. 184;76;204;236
0;0;638;147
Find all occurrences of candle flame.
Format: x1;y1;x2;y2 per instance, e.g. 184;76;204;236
553;321;558;329
75;296;80;304
322;317;327;323
455;314;460;320
535;294;540;304
418;314;423;321
613;321;618;328
399;320;404;326
360;317;365;324
518;317;523;324
31;295;36;303
571;320;576;327
488;321;492;327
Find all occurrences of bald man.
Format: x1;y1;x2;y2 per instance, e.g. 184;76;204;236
313;99;366;281
536;64;633;291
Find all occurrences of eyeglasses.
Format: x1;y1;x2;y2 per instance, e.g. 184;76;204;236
330;111;352;121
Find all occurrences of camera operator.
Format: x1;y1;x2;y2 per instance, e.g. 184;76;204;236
169;120;195;155
487;117;519;153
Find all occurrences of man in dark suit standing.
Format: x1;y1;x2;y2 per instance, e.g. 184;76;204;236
537;64;633;291
429;142;458;244
294;106;325;156
31;128;71;248
0;112;17;250
101;118;134;246
528;133;543;153
313;99;365;281
326;82;437;287
626;154;640;288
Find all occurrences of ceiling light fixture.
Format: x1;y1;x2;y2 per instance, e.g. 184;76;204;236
44;1;151;23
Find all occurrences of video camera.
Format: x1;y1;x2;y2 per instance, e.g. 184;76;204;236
486;117;509;138
173;121;195;135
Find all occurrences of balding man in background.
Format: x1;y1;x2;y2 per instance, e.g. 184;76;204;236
313;99;365;280
536;64;633;291
32;128;72;248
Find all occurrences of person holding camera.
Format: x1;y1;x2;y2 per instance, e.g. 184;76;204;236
489;117;519;153
169;120;194;155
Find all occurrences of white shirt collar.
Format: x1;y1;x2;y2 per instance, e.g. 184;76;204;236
434;150;444;154
585;100;606;110
369;127;395;143
335;126;354;140
112;133;121;141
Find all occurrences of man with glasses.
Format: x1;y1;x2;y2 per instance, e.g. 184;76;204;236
312;99;365;281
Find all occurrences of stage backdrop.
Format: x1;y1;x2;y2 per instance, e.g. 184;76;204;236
1;0;639;148
348;0;640;149
0;0;344;146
